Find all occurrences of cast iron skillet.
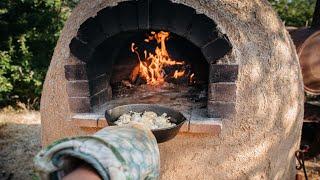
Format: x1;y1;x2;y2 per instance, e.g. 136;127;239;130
105;104;186;143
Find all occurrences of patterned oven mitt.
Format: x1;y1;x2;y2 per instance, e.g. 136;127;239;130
34;123;160;180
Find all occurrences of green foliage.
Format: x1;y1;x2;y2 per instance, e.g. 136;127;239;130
269;0;316;27
0;0;75;109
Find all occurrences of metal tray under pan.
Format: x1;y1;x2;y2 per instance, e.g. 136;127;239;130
105;104;186;143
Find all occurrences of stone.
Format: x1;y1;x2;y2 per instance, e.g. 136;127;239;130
69;38;93;62
64;64;88;81
202;36;232;64
189;120;221;136
207;101;236;118
66;81;90;97
77;17;105;48
68;97;91;113
188;107;221;135
137;0;150;29
150;0;173;30
209;64;238;83
89;74;108;96
97;7;121;37
208;83;237;102
187;14;218;47
97;117;108;128
72;113;101;127
167;4;195;37
117;1;139;31
90;89;109;108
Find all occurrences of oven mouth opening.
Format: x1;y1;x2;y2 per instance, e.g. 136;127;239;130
90;30;209;117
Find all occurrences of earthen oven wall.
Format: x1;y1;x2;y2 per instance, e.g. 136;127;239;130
40;0;304;179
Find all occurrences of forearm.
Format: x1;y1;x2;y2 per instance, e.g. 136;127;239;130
34;125;160;179
63;165;101;180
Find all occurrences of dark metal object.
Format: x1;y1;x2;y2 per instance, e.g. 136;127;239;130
300;121;320;159
295;149;308;180
300;103;320;159
105;104;186;143
304;103;320;123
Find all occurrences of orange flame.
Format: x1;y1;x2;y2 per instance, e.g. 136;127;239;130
131;31;185;86
173;70;185;79
189;73;195;83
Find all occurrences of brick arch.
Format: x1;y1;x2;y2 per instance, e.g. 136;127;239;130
69;0;232;64
65;0;238;118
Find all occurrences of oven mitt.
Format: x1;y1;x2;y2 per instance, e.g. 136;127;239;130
34;123;160;180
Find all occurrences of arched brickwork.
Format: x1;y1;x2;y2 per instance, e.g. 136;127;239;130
65;0;237;118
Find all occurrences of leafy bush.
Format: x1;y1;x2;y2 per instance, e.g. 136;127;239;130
269;0;316;27
0;0;77;109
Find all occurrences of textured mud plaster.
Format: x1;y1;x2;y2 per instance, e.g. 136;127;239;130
40;0;304;179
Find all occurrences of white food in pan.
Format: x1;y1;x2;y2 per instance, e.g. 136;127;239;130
115;111;175;130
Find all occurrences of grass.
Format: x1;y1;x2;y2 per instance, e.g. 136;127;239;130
0;108;319;179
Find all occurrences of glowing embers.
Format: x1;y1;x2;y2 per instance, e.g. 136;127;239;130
130;31;194;86
173;70;185;79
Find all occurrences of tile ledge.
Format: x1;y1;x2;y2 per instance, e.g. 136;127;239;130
71;113;105;128
189;119;222;136
71;113;222;136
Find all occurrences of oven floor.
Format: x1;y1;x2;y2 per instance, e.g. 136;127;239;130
93;83;219;122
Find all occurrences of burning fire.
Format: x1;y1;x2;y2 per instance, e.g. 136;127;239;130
173;70;185;79
130;31;186;86
189;73;195;83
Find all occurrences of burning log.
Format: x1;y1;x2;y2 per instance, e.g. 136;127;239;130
130;31;193;86
121;80;133;88
129;63;140;83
